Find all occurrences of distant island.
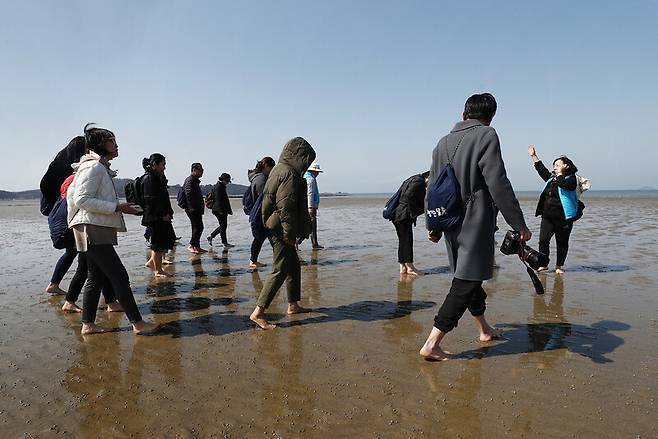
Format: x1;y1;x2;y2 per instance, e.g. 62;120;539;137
0;182;352;200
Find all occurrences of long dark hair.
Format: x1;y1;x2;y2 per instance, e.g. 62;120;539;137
553;156;578;176
254;156;275;173
143;153;166;173
83;123;115;156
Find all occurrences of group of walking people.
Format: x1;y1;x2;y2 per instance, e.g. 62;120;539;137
40;92;585;360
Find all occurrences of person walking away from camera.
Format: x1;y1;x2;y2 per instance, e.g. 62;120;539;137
246;157;276;268
58;174;120;313
207;173;234;248
420;93;531;361
304;162;323;249
249;137;316;329
67;124;159;335
183;163;206;254
392;172;430;276
142;154;176;277
527;145;579;274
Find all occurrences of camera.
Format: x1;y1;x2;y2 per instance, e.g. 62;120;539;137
500;230;548;271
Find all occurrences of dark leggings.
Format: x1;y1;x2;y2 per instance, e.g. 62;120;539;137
65;252;116;304
538;217;573;267
250;235;268;262
50;247;77;284
81;245;142;324
394;219;413;263
210;212;228;244
434;278;487;333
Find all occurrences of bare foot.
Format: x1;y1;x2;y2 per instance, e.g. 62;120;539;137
61;301;82;313
187;245;200;254
555;267;565;274
399;264;407;275
479;328;504;342
106;302;124;312
249;261;267;268
133;321;160;335
162;259;174;265
196;247;208;253
419;346;453;361
250;311;276;330
154;271;172;278
287;303;312;315
81;323;112;335
45;284;67;295
536;266;548;272
405;264;423;276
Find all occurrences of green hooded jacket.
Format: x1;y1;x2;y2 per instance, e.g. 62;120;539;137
262;137;316;241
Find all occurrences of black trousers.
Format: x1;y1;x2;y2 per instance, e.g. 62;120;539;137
210;212;228;244
65;252;116;304
250;235;269;262
394;219;413;263
186;211;204;247
434;278;487;333
81;245;142;324
50;247;77;284
539;217;573;267
309;208;319;246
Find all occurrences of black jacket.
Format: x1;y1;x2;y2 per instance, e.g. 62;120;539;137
211;181;233;215
142;173;174;225
183;175;204;214
39;136;86;215
393;174;426;224
534;161;577;221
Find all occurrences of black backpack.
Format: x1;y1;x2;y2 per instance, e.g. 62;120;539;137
383;188;402;220
124;175;145;207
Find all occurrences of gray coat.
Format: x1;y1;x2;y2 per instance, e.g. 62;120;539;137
427;119;527;281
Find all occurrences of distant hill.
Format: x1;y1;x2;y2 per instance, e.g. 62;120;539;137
0;179;249;200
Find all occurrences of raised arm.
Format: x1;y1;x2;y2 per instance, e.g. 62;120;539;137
528;145;552;181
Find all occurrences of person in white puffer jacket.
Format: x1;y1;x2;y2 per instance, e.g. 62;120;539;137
67;123;160;335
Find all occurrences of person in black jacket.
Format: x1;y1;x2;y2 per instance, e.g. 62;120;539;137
40;135;87;216
183;162;206;253
392;172;429;276
142;154;176;276
207;173;234;247
247;156;276;268
528;145;579;274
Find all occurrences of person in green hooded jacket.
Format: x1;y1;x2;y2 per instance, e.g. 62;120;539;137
250;137;316;330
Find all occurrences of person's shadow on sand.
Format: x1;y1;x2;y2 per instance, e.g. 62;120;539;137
458;320;629;364
157;300;436;338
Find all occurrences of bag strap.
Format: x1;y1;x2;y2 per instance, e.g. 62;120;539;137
446;127;476;165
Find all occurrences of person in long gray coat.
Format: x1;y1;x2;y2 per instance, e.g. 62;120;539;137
419;93;532;361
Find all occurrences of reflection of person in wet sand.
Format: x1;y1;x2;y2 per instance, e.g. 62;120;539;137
419;93;530;361
249;138;317;330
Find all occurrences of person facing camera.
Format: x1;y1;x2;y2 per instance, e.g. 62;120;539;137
528;145;580;274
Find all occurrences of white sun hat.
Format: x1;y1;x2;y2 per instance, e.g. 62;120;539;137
308;162;323;173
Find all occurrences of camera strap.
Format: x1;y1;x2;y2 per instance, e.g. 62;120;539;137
518;251;545;295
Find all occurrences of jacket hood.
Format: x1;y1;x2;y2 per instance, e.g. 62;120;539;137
71;152;117;177
248;169;261;182
278;137;316;176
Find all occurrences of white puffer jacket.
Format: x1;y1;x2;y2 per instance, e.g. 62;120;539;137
67;152;127;232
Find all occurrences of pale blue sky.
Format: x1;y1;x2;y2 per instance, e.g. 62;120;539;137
1;1;657;192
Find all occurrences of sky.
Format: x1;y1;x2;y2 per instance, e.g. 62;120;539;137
1;1;657;192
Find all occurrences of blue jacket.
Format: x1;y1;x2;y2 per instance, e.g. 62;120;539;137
304;171;320;208
542;179;578;219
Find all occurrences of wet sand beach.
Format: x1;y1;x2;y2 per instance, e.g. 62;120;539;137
0;196;656;438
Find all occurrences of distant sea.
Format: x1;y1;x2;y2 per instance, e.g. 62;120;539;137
351;190;658;199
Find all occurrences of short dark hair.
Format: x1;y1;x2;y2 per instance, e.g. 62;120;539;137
220;173;231;182
463;93;497;121
84;123;115;156
553;156;578;175
191;162;203;172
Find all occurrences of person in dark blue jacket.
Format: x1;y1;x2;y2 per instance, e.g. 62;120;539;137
528;145;579;274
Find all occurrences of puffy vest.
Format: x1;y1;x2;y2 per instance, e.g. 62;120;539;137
544;179;578;220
